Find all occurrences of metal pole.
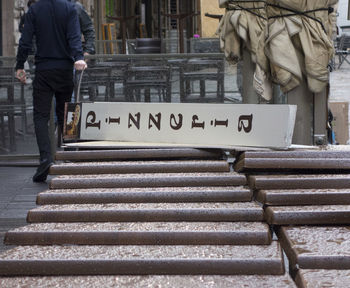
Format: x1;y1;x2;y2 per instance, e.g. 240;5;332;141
123;0;127;54
313;88;328;145
287;77;313;145
0;0;2;56
242;49;259;104
158;0;161;39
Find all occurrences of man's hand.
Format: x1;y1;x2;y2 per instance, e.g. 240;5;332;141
16;69;27;84
74;60;87;71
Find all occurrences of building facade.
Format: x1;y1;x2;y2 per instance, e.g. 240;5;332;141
1;0;226;56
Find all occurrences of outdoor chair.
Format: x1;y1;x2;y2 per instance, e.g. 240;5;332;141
179;58;225;103
0;67;27;152
336;33;350;69
124;61;172;103
135;38;161;54
90;59;130;102
75;65;114;102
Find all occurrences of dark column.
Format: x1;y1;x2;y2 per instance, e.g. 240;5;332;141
0;0;2;56
157;0;161;39
145;0;152;37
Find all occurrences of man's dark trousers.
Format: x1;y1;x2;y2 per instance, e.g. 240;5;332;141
33;69;73;162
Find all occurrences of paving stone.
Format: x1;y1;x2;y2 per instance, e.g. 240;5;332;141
248;174;350;190
0;241;284;276
238;150;350;159
0;274;297;288
235;158;350;172
277;226;350;269
49;172;247;189
37;186;252;205
265;205;350;225
4;222;271;245
256;189;350;206
55;148;224;162
0;206;36;219
50;160;230;175
27;202;263;223
0;219;28;232
295;269;350;288
12;195;37;202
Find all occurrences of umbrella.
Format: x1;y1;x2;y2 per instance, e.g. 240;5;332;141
217;0;266;63
263;0;337;93
217;0;271;99
217;0;338;97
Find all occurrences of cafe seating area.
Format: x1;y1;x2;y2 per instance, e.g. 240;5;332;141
71;53;230;103
0;48;242;154
0;64;30;153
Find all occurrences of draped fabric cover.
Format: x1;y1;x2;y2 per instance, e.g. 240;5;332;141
263;0;337;93
217;0;266;64
217;0;338;96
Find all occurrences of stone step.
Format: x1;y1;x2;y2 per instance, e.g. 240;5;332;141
50;160;230;175
55;148;224;162
49;172;247;190
265;205;350;225
37;186;252;205
295;270;350;288
234;158;350;172
256;189;350;206
277;226;350;270
248;174;350;190
0;241;284;276
238;150;350;160
27;202;263;223
4;222;271;245
0;274;297;287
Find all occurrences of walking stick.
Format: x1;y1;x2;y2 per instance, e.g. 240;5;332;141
75;68;85;103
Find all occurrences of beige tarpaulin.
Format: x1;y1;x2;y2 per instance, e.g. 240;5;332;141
262;0;337;94
217;0;266;63
216;0;271;99
217;0;338;98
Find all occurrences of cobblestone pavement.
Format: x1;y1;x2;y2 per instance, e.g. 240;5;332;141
0;167;50;252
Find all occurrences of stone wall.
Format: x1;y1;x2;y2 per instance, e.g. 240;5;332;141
200;0;224;38
1;0;15;56
14;0;26;51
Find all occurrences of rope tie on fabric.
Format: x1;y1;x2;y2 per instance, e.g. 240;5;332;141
227;0;266;20
226;1;333;33
267;3;330;33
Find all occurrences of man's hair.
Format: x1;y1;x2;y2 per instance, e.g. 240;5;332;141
28;0;36;8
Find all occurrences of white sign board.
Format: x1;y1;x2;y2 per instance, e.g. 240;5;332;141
77;102;296;149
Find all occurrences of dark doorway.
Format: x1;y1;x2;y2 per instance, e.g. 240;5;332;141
0;0;2;56
144;0;152;38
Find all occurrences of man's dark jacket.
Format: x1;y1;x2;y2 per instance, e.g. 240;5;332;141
16;0;84;71
69;0;95;54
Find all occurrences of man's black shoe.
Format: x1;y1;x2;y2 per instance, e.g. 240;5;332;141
33;159;53;182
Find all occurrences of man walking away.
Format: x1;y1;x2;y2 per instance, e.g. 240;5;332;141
15;0;87;182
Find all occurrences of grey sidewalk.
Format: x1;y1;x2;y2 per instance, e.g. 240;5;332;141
0;167;49;252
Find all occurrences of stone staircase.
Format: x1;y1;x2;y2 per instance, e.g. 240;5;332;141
234;150;350;287
1;147;350;287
